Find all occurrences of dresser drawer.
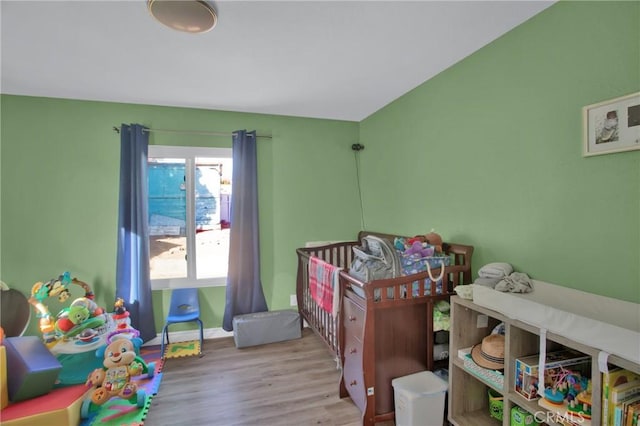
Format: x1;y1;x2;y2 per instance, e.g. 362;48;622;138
342;338;365;412
343;296;365;340
343;332;363;364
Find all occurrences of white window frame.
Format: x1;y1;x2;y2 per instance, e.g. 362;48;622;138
148;145;232;290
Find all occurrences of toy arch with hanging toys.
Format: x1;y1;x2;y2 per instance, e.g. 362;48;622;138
28;272;105;343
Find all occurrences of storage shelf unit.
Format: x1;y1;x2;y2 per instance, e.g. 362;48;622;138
448;296;640;426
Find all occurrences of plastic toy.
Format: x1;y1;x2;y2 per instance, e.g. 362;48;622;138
28;272;103;342
31;272;74;303
114;298;127;316
80;331;155;419
567;389;592;419
112;298;131;330
543;367;590;410
511;406;541;426
53;295;106;338
55;304;89;332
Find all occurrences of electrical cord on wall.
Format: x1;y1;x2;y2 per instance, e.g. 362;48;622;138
352;143;365;230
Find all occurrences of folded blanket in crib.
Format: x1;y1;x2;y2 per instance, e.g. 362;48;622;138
478;262;514;279
309;256;342;318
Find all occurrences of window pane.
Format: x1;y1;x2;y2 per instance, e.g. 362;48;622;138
148;158;187;280
195;157;230;279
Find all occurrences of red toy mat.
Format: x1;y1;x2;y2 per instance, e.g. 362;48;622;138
0;384;89;421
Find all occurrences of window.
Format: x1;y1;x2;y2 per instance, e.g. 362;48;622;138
147;146;232;289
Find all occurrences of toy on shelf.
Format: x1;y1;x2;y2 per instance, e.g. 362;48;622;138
567;389;592;419
542;367;591;418
80;331;155;419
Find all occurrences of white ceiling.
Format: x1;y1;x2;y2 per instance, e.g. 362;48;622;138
1;1;554;122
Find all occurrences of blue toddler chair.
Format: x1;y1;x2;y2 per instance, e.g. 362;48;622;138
161;288;204;358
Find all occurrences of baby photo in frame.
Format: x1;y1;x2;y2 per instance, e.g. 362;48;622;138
583;92;640;157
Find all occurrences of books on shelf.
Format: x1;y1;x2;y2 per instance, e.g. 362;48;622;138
602;368;640;426
612;380;640;404
625;400;640;426
614;395;640;426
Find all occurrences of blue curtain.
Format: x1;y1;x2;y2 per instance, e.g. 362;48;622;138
116;123;156;342
222;130;269;331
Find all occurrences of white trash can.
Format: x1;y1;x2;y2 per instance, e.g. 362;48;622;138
392;370;448;426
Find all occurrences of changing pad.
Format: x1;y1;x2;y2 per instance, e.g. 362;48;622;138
472;280;640;364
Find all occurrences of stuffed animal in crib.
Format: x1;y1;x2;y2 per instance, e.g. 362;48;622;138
83;335;154;414
404;241;435;257
425;231;444;253
406;236;426;246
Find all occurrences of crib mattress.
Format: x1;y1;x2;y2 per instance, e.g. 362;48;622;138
472;281;640;364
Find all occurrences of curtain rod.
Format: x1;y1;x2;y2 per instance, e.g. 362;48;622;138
112;126;272;139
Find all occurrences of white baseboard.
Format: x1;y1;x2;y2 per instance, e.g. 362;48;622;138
143;327;234;346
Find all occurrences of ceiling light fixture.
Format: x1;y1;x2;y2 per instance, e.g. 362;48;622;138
147;0;217;34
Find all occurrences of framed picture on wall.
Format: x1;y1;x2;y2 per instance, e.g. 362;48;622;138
583;91;640;157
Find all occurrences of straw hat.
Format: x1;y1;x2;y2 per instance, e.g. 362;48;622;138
471;334;505;370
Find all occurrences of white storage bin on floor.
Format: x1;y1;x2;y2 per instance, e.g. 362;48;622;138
392;370;448;426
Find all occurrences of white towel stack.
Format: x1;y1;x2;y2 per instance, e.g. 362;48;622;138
474;262;533;293
478;262;513;279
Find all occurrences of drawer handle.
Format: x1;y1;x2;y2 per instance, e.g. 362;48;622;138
350;380;357;386
350;348;357;354
348;316;356;322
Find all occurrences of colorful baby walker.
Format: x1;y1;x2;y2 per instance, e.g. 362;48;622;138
80;328;155;419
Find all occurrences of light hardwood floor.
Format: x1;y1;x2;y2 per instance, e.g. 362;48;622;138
144;328;395;426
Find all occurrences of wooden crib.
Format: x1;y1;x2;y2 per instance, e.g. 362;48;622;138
295;230;474;425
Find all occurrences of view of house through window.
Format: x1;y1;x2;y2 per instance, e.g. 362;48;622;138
147;146;232;288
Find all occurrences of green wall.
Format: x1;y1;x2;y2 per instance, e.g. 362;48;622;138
0;96;362;337
2;2;639;342
359;1;640;302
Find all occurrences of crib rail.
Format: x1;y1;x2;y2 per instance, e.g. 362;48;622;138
296;241;358;355
339;264;470;309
